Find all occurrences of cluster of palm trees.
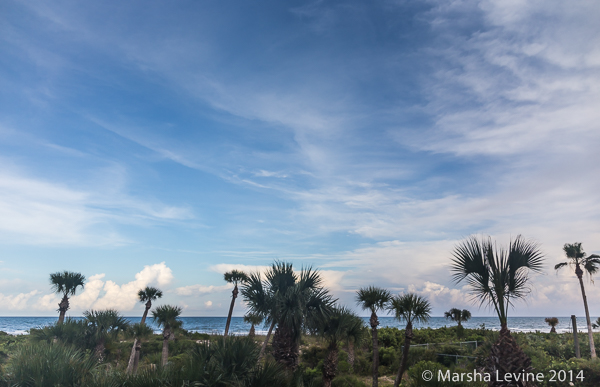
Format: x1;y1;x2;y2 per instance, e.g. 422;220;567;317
46;236;598;386
49;271;182;374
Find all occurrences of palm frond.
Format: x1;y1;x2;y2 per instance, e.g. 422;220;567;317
388;293;431;324
355;286;391;313
138;286;163;302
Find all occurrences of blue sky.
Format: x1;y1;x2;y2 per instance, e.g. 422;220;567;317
1;0;599;318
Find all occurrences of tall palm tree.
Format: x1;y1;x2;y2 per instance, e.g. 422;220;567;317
444;308;472;327
152;305;182;366
224;270;249;337
451;235;544;384
126;286;163;374
244;313;263;338
389;293;431;387
555;242;600;359
242;261;334;369
319;307;360;387
545;317;559;333
356;286;391;387
83;309;130;360
50;271;85;324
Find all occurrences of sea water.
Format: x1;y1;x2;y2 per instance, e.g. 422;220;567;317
0;316;588;335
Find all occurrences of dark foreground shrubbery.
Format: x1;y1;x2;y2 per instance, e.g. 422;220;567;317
1;326;600;386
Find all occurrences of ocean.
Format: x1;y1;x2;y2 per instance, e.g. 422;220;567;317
0;316;588;335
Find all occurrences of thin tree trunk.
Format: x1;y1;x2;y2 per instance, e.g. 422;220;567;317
394;322;412;387
249;323;255;338
161;328;170;366
224;285;238;337
132;341;141;374
126;339;138;374
370;311;379;387
127;302;152;373
259;320;276;360
141;301;151;324
57;295;69;324
323;342;339;387
348;340;355;372
577;269;597;358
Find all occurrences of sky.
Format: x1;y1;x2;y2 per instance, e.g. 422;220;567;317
0;0;599;319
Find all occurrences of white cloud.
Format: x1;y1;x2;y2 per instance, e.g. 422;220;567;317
204;300;213;308
91;262;173;310
0;290;39;311
175;284;232;296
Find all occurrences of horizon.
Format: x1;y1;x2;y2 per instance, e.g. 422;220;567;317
1;0;599;319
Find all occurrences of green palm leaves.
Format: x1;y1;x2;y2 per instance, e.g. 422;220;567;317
356;286;391;318
444;308;472;327
389;293;431;326
241;261;334;368
450;235;543;328
50;271;86;323
138;286;163;303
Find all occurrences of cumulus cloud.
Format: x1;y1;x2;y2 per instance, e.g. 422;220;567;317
90;262;173;310
0;290;39;311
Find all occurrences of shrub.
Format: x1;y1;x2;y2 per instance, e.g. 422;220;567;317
5;341;97;386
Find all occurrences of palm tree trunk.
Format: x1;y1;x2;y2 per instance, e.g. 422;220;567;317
127;302;152;373
323;342;339;387
370;311;379;387
161;328;170;366
249;323;255;338
259;320;276;359
133;340;141;374
272;325;299;369
141;301;151;325
126;339;138;374
347;340;355;372
577;270;597;358
224;285;238;337
57;295;69;324
394;323;412;387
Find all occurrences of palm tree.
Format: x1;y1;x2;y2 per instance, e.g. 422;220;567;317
592;317;600;330
128;323;154;374
356;286;391;387
389;293;431;387
83;309;130;360
242;261;334;369
344;314;367;373
545;317;559;333
224;270;249;337
451;235;544;383
444;308;471;327
50;271;85;324
319;307;360;387
244;313;263;338
152;305;182;366
126;286;163;374
555;242;600;359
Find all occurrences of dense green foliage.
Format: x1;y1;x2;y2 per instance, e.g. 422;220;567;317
0;324;599;386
